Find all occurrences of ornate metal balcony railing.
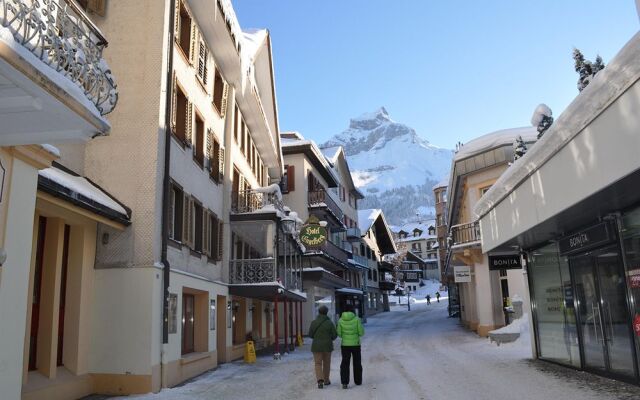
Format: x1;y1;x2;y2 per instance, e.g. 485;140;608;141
308;188;344;223
231;189;284;214
230;258;276;284
1;0;118;115
451;221;481;246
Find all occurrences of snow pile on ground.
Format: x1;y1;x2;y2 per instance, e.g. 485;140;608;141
490;313;529;335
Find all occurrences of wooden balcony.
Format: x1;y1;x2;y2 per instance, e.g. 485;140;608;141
308;189;344;228
231;189;284;214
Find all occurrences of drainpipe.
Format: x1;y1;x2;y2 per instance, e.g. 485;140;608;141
160;0;176;385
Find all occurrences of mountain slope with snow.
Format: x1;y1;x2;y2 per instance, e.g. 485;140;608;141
321;108;452;224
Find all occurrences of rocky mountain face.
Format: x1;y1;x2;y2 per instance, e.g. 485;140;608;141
321;108;452;225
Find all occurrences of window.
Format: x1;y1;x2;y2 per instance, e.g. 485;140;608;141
174;84;188;143
209;213;223;261
168;294;178;334
193;112;204;167
210;133;224;184
194;202;203;253
170;184;184;241
177;1;192;59
209;299;216;331
182;294;195;354
282;165;295;193
373;270;378;282
213;68;225;114
240;122;246;155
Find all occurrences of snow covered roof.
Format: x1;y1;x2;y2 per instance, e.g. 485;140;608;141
320;146;341;163
38;165;130;224
475;32;640;220
394;220;436;236
241;29;268;63
432;178;448;190
454;127;538;161
280;132;339;187
358;209;381;233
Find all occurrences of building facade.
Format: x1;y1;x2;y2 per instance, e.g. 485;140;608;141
358;209;397;316
393;221;440;280
475;31;640;384
444;127;537;337
0;1;121;399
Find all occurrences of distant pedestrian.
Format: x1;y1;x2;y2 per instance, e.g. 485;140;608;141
435;291;441;303
426;294;431;305
308;305;337;389
337;304;364;389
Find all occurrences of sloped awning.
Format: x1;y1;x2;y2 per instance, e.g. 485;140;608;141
38;164;131;226
228;282;307;302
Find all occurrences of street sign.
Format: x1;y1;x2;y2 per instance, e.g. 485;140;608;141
299;216;327;248
454;266;471;283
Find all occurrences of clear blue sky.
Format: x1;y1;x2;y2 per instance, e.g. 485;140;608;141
234;1;638;149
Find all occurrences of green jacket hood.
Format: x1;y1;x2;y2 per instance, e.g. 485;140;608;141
341;311;356;321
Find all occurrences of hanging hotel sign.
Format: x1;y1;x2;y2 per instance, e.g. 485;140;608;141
488;254;522;271
558;222;614;256
454;266;471;283
299;216;327;248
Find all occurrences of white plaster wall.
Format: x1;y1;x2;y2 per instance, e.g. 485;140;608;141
89;267;159;374
282;153;329;220
473;260;495;327
0;158;38;400
480;79;640;251
163;271;227;363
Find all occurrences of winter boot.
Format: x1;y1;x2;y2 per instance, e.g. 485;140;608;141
324;381;331;386
317;380;324;389
342;384;348;389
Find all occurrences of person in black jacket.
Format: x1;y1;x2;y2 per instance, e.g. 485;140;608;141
308;305;337;389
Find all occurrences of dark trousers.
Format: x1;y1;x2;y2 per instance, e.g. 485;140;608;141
340;346;362;385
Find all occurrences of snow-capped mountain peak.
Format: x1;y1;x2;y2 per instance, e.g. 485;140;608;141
349;107;393;130
321;108;453;225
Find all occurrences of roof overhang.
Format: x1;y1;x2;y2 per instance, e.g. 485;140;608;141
282;143;338;187
475;32;640;253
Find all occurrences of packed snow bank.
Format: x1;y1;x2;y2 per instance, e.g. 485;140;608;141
490;313;529;335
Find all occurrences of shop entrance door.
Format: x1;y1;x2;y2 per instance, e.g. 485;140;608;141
571;245;636;379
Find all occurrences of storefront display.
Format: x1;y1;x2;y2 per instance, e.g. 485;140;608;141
529;243;580;367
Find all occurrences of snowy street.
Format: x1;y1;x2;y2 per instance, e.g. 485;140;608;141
118;299;640;400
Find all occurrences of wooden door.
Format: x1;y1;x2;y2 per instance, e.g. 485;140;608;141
56;225;71;366
182;294;195;355
216;295;227;363
29;217;47;371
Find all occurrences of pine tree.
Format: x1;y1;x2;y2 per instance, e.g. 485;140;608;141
531;104;553;139
573;48;605;92
513;136;527;162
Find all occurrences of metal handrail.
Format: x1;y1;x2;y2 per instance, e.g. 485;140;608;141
450;221;481;245
231;189;284;214
0;0;119;115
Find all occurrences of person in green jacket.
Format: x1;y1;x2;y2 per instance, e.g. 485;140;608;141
308;305;337;389
337;304;364;389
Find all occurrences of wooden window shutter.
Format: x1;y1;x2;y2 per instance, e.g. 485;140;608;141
220;82;229;118
189;23;198;64
182;192;190;245
203;210;210;257
206;129;213;172
173;0;181;39
170;75;177;133
185;101;193;145
87;0;107;17
287;165;295;191
198;40;208;85
169;187;175;239
188;197;195;248
217;219;224;261
218;146;225;181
